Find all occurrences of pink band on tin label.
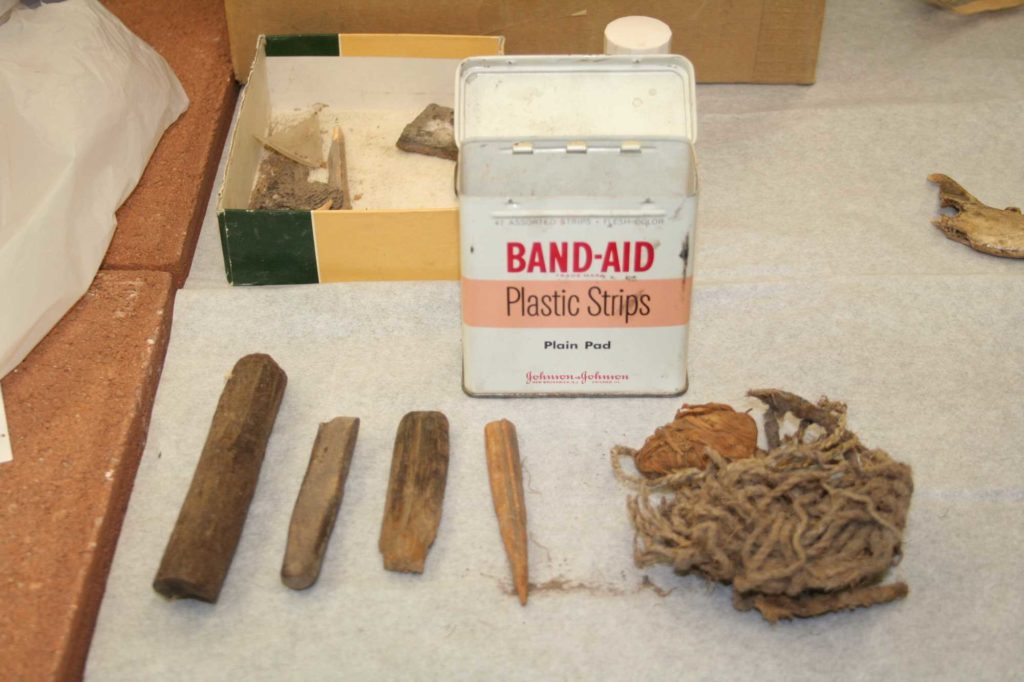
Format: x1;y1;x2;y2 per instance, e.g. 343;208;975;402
462;278;692;328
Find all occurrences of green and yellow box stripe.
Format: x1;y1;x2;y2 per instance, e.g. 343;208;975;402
219;208;461;285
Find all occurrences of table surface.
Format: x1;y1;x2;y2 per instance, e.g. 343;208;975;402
88;2;1024;680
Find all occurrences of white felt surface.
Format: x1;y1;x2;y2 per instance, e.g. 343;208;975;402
91;1;1024;680
89;278;1023;680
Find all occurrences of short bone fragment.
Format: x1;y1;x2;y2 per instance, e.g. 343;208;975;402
281;417;360;590
929;173;1024;258
379;411;450;573
485;419;529;605
153;354;287;602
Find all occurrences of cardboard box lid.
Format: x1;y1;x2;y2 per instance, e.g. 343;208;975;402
456;55;697;145
225;0;826;85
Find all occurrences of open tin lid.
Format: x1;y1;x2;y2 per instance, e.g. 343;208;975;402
455;54;697;146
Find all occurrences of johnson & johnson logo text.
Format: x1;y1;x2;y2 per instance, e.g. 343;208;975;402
525;370;630;385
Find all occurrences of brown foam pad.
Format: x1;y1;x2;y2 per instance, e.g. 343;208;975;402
0;271;175;681
101;0;239;287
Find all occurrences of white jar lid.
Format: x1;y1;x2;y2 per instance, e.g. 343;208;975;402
604;16;672;55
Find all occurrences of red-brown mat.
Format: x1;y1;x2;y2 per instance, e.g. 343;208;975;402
101;0;239;287
0;272;175;681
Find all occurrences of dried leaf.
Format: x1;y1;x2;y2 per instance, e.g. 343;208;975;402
255;109;324;168
634;403;758;477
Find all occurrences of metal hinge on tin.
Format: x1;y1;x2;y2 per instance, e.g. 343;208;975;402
456;55;698;396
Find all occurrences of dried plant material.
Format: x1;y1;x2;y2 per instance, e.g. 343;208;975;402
154;354;287;603
255;109;324;168
633;403;758;478
379;411;450;573
250;150;344;211
396;104;457;161
281;417;360;590
927;0;1024;14
484;419;529;605
733;582;909;621
613;389;914;622
929;173;1024;258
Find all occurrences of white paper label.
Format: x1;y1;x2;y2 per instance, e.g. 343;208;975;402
460;202;695;395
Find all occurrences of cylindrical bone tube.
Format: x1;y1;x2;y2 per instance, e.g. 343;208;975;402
153;353;287;602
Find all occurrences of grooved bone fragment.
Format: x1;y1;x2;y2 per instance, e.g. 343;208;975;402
153;354;287;603
281;417;360;590
379;411;450;573
396;104;457;161
928;173;1024;258
484;419;529;605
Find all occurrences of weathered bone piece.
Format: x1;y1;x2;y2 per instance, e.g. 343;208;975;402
484;419;529;605
153;354;287;602
379;411;450;573
281;417;360;590
929;173;1024;259
396;104;457;161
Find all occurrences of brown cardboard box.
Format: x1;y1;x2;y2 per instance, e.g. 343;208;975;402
225;0;826;85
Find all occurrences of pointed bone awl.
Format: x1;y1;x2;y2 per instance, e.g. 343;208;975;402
485;419;529;605
379;411;450;573
281;417;360;590
153;353;287;603
327;126;352;209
